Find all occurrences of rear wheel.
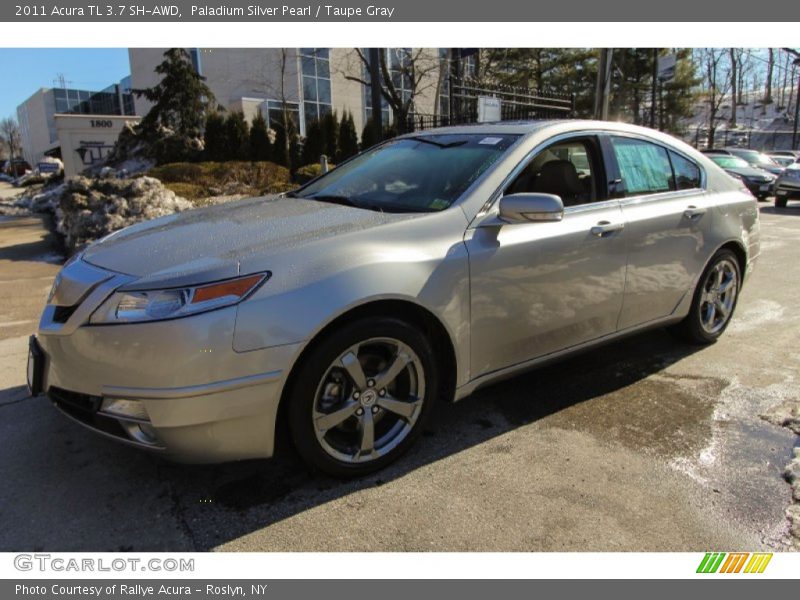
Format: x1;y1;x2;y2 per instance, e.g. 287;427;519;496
670;249;741;345
287;317;438;477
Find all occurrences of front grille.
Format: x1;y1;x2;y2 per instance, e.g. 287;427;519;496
52;305;78;324
49;386;101;413
49;387;128;441
49;387;164;449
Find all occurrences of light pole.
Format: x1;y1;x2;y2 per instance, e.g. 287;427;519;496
793;57;800;149
782;49;800;150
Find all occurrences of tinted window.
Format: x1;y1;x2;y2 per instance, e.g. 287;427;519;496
611;137;674;195
669;151;702;190
506;139;598;207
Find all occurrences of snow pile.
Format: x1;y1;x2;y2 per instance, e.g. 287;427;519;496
16;175;191;252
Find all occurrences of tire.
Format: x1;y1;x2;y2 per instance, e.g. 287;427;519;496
287;317;439;477
670;249;741;345
775;197;788;208
757;194;769;202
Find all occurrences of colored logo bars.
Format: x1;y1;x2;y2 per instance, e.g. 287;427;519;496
697;552;773;574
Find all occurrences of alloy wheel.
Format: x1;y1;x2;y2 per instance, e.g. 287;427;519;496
698;258;738;335
311;337;426;464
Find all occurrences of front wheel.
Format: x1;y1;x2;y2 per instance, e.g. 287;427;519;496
775;197;788;208
670;249;741;345
287;317;438;477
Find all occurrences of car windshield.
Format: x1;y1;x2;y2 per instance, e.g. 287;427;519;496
711;156;750;169
292;134;520;213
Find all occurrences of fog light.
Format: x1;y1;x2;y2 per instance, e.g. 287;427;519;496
99;397;149;422
121;421;160;446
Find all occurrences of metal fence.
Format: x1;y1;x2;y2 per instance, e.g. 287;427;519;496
398;78;575;133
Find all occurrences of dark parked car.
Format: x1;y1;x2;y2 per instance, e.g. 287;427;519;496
766;154;797;168
721;148;784;177
705;154;776;200
767;150;800;159
775;164;800;208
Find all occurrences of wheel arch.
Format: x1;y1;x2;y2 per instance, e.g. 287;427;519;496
715;239;747;280
273;299;459;454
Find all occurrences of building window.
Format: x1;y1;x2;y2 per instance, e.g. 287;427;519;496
53;85;133;117
262;100;300;133
362;48;417;125
300;48;332;127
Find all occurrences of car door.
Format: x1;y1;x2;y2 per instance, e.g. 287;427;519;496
605;134;713;330
465;134;628;378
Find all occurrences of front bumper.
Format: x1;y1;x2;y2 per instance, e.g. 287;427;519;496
36;267;302;462
775;178;800;200
743;179;774;197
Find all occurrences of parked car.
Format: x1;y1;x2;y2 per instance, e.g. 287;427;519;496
767;150;800;159
766;154;797;168
2;158;32;178
29;121;760;476
774;163;800;208
719;148;784;177
704;154;777;200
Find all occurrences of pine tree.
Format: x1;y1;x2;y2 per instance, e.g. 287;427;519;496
273;125;288;167
302;119;325;166
249;112;272;161
361;118;378;151
225;112;250;161
203;111;227;162
133;48;217;163
337;111;359;162
321;111;339;161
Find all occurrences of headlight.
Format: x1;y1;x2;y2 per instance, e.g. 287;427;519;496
90;272;269;324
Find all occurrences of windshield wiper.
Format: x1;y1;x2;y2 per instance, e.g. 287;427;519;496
304;194;362;208
408;136;468;149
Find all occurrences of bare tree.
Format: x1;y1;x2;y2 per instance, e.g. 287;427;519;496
700;49;732;148
340;48;441;132
729;48;738;127
764;48;775;104
0;117;21;165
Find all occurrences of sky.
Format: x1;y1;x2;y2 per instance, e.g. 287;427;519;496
0;48;131;120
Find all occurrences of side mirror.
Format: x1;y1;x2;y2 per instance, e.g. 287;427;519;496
498;193;564;224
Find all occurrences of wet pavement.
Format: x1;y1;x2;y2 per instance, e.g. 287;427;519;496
0;192;798;552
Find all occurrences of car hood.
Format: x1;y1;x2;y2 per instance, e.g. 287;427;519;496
82;195;414;288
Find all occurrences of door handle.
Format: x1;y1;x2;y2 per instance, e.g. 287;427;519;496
683;205;707;219
591;221;625;237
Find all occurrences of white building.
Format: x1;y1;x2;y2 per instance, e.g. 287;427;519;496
128;48;450;137
16;79;136;168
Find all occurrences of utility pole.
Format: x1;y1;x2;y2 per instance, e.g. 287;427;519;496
594;48;613;120
783;49;800;150
368;48;383;142
650;48;658;128
794;59;800;150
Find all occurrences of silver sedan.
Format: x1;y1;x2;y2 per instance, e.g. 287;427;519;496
29;120;760;476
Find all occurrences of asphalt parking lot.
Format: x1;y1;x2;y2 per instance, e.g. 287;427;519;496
1;191;798;552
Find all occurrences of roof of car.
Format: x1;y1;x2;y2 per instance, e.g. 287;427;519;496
397;119;686;139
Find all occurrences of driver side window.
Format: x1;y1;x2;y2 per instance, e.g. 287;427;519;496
506;138;600;207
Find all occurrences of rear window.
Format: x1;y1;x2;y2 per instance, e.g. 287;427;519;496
669;151;702;190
